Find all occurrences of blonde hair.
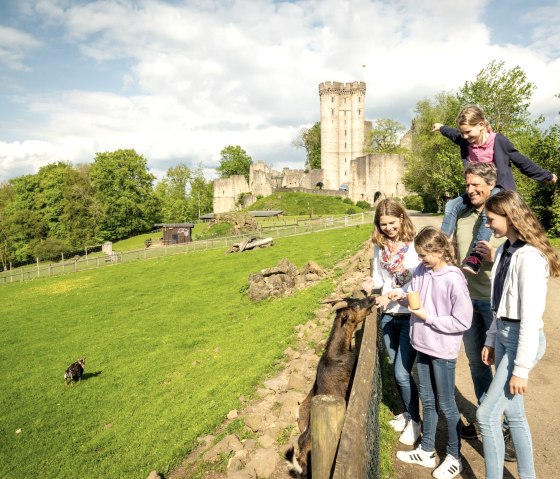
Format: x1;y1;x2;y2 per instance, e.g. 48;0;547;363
485;190;560;277
456;105;490;130
414;226;456;265
372;199;416;246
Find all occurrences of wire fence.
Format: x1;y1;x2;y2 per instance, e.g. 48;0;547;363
0;212;375;285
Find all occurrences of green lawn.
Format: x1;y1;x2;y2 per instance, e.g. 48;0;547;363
0;225;371;479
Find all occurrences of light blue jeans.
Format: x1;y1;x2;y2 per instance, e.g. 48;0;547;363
380;313;420;423
416;352;461;459
476;321;546;479
463;299;494;405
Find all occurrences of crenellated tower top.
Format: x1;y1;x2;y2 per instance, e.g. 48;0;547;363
318;81;366;96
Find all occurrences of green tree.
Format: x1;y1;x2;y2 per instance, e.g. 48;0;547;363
293;122;321;170
404;93;464;212
90;149;160;240
458;60;537;135
364;118;407;154
155;164;214;222
59;164;103;249
155;164;192;222
187;167;213;220
216;146;253;182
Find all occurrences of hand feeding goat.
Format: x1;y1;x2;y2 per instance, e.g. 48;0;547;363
286;296;376;478
64;358;86;385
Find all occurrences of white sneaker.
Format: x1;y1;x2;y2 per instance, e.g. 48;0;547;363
396;446;436;468
399;419;421;445
432;455;462;479
389;413;407;432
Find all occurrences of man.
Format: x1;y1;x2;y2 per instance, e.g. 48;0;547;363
454;163;515;461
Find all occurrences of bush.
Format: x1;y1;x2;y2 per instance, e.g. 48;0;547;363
356;200;371;210
342;197;353;205
403;194;424;212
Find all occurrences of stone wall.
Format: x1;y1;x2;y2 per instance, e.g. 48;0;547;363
213;175;252;214
350;153;409;204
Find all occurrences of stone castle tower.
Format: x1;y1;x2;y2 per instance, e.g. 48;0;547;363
318;81;366;190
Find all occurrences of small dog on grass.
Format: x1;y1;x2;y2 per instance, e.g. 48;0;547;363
64;358;86;385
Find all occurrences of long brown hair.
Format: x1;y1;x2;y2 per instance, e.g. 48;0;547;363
414;226;456;265
485;190;560;277
372;199;415;247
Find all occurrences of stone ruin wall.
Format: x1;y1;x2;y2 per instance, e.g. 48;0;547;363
350;153;409;204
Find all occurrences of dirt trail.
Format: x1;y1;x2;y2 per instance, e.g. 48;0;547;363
396;215;560;479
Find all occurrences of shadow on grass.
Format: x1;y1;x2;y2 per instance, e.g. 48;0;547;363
81;370;103;381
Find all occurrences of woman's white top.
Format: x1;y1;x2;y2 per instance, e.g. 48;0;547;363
486;243;548;379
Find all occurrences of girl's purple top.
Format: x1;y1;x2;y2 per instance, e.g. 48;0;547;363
408;263;473;359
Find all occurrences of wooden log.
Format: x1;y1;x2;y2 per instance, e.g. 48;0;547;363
311;395;346;479
244;237;273;249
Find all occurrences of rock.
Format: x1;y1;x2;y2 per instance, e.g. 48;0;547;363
227;409;238;420
147;471;160;479
245;448;279;478
264;372;289;392
203;434;243;462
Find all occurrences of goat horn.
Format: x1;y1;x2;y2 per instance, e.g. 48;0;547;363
331;301;349;310
321;298;344;304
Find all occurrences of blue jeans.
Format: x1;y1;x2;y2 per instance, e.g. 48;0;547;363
416;351;461;459
441;188;501;240
476;321;546;479
463;299;494;405
381;313;420;423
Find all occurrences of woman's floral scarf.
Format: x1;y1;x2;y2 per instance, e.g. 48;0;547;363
381;239;413;288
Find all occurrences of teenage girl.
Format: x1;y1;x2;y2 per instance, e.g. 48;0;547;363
433;105;556;275
362;199;421;446
476;190;560;479
394;227;473;479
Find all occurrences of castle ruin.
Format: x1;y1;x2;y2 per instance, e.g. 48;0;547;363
213;81;408;213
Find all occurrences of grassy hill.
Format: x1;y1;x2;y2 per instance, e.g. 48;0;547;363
0;225;372;478
248;191;368;216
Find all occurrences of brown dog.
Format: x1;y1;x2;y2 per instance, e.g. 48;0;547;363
286;296;376;477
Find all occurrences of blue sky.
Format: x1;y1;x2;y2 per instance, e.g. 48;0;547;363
1;0;559;182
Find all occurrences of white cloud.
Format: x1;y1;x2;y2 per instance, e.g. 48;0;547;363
0;0;559;182
0;25;42;71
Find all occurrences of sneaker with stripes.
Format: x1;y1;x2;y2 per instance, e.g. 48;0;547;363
396;446;436;468
432;454;462;479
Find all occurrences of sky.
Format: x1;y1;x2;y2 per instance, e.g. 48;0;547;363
1;0;559;183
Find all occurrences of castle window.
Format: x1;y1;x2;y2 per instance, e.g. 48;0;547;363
358;109;361;115
331;108;334;116
344;142;347;149
345;130;347;136
359;97;361;102
331;96;334;102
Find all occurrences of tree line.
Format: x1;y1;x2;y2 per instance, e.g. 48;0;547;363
0;150;214;269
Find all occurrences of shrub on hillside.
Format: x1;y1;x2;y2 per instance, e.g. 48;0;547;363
403;194;424;212
356;200;371;210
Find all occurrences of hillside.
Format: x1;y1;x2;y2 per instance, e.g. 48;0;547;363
248;192;368;216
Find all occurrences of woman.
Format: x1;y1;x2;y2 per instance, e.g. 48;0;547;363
362;199;421;445
476;190;560;479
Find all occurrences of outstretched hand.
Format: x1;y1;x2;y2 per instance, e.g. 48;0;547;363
432;123;443;132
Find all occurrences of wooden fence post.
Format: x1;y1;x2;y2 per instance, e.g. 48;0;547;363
311;395;346;479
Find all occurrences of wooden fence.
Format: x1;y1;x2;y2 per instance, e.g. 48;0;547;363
0;212;376;285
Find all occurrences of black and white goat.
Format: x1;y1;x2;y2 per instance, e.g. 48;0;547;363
64;358;86;384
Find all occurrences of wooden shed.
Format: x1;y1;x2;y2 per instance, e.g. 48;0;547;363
154;223;195;245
